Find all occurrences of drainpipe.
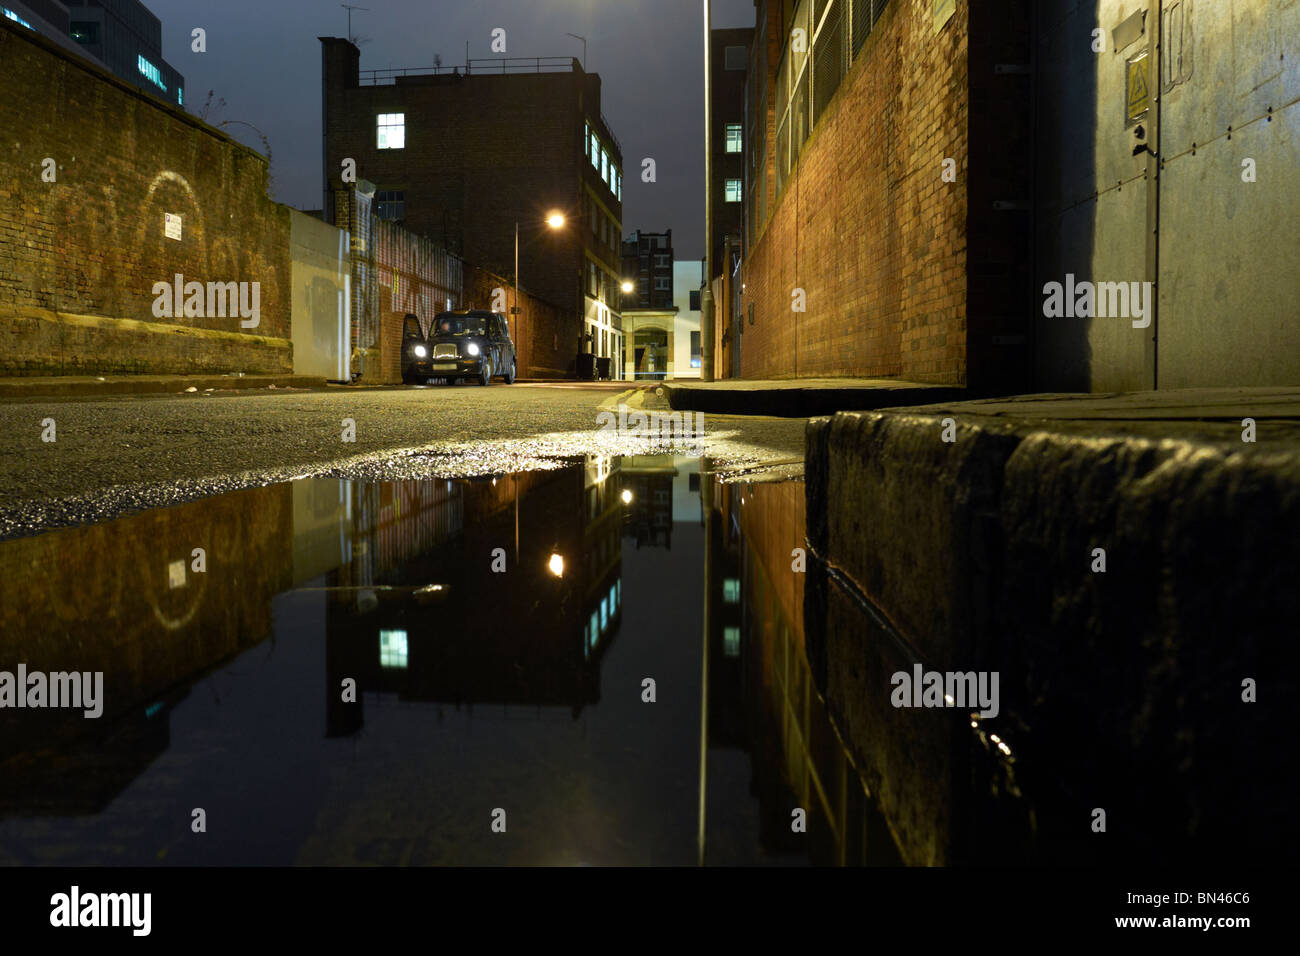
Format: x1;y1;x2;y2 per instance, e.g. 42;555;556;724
701;0;715;381
1143;0;1162;390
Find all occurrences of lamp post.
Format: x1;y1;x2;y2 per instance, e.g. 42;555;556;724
513;212;566;348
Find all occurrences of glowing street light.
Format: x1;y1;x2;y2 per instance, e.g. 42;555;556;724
620;280;634;294
514;212;568;343
548;553;565;577
621;488;633;504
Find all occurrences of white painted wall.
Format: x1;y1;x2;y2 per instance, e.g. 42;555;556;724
672;260;704;378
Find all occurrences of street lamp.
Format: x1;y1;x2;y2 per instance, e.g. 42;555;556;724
620;280;634;294
514;211;567;346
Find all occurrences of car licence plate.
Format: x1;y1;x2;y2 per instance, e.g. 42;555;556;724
434;363;457;371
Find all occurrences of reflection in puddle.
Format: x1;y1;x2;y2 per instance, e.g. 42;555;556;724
0;455;893;866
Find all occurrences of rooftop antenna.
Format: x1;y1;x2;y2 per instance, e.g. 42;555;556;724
341;4;369;44
566;32;587;71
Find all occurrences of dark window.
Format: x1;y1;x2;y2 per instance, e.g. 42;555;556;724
375;190;405;221
70;21;100;44
689;290;701;311
724;45;747;70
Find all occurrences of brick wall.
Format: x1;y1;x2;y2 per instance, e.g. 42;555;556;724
463;264;575;378
736;0;1031;390
0;21;291;375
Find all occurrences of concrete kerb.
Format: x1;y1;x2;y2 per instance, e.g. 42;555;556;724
803;394;1299;864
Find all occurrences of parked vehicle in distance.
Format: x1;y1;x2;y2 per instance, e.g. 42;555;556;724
425;309;517;386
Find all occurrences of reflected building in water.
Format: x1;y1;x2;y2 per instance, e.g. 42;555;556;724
323;458;626;737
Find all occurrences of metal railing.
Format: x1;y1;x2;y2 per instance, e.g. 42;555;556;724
360;57;579;85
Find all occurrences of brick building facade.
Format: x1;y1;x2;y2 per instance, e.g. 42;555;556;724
732;0;1032;391
320;39;627;378
0;18;290;375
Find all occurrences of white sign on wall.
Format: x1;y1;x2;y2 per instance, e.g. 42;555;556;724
164;213;183;241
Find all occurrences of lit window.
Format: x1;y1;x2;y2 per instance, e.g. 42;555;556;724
177;87;183;106
3;8;33;29
379;629;408;669
724;179;742;203
723;578;740;603
725;124;742;153
591;132;600;167
584;122;590;156
377;113;405;150
724;627;741;657
600;597;608;632
137;54;167;92
601;149;608;183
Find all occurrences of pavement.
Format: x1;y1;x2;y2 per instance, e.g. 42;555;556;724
0;373;327;398
658;376;968;417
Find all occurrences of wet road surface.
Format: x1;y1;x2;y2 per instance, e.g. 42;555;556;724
0;383;805;537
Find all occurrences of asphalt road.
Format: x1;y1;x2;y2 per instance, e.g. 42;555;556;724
0;382;806;538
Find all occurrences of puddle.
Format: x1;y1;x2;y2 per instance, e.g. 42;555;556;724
0;454;897;866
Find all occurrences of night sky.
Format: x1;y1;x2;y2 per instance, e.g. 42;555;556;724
148;0;756;261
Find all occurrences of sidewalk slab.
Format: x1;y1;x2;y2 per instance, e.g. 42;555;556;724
659;377;967;417
804;387;1297;864
0;373;329;399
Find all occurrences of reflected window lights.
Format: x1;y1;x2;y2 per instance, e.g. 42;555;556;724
723;578;740;603
723;626;741;658
379;629;409;669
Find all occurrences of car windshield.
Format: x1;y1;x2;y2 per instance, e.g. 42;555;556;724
434;315;487;336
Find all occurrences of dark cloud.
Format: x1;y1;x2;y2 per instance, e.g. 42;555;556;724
152;0;755;260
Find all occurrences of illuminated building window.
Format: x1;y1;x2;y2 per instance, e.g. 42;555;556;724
600;597;608;633
377;113;405;150
137;55;167;92
590;611;599;645
725;124;742;153
724;179;743;203
609;583;618;614
3;8;33;29
723;578;740;603
724;627;740;657
379;629;408;669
